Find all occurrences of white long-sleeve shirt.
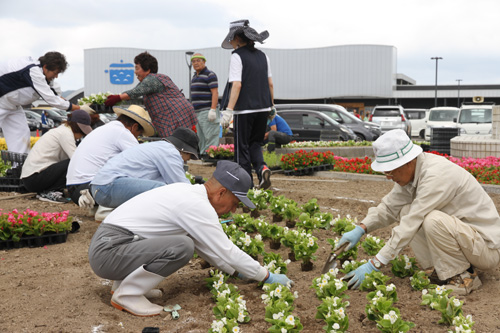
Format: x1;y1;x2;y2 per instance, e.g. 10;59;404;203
362;152;500;262
103;183;268;281
21;125;76;178
0;56;71;111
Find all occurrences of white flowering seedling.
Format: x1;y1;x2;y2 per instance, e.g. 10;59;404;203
410;270;437;291
361;234;385;256
311;272;349;300
315;296;350;332
421;286;465;326
359;271;392;291
375;309;416;333
390;254;419;278
339;259;367;275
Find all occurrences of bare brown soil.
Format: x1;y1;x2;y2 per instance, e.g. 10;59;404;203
1;163;499;333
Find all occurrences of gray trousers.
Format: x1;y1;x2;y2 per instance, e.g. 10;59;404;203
88;223;194;280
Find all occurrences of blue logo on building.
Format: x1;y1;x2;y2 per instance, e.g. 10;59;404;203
105;60;134;85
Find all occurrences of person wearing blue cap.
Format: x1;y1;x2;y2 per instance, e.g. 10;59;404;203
88;160;293;317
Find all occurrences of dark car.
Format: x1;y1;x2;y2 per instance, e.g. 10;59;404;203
277;109;357;142
276;104;381;141
24;110;54;131
31;107;68;126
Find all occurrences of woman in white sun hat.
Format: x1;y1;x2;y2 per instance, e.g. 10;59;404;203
337;129;500;294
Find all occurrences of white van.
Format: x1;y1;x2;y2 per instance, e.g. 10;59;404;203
424;107;460;140
405;109;428;138
456;104;493;135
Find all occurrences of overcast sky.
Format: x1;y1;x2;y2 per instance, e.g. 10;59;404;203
1;0;499;91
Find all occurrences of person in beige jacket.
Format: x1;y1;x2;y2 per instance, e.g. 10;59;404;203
337;129;500;293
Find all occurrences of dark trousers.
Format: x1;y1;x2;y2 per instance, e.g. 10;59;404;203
267;131;293;152
67;183;91;205
234;112;268;184
22;159;70;193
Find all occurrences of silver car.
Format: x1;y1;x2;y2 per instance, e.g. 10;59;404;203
370;105;411;136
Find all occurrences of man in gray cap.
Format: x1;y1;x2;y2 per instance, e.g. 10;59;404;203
90;127;199;208
88;160;293;317
336;129;500;294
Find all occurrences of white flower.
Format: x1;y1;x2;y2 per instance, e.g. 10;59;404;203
273;311;284;320
453;298;461;307
386;283;395;292
436;286;445;295
384;310;398;324
285;315;295;326
232;327;240;333
422;289;428;295
404;261;412;270
255;234;262;242
211;320;224;332
333;323;340;329
334;308;345;319
281;328;287;333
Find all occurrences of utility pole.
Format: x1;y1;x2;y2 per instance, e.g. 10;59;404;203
456;79;462;107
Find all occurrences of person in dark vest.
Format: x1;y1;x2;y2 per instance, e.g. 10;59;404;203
220;19;275;190
104;52;197;137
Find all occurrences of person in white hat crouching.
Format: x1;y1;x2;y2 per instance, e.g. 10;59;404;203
336;129;500;294
88;160;293;316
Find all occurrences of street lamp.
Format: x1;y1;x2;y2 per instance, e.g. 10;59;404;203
185;51;194;102
431;57;443;107
456;79;462;107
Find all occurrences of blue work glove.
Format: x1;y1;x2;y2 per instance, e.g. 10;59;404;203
335;225;365;251
343;260;379;289
265;272;294;286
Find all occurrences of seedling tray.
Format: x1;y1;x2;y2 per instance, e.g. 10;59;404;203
0;232;68;250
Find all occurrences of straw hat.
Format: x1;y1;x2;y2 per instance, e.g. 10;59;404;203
113;105;155;137
371;129;423;172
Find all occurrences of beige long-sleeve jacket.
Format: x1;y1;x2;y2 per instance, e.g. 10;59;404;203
362;152;500;261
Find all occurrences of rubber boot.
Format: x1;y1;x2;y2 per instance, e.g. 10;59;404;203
111;280;163;299
111;265;164;316
95;205;113;223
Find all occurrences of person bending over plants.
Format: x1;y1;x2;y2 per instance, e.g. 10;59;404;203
336;129;500;294
88;160;293;317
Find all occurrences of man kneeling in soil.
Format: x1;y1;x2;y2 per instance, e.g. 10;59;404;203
337;129;500;294
88;160;293;317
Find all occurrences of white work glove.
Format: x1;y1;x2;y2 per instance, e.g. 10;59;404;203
220;108;233;128
79;104;96;114
78;189;95;209
207;109;217;122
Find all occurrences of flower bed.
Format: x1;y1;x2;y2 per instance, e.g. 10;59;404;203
280;149;500;185
280;150;335;171
206;144;234;159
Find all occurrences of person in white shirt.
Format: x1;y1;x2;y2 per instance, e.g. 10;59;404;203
338;129;500;294
66;105;155;207
0;52;83;154
88;160;293;317
90;127;199;208
21;109;93;203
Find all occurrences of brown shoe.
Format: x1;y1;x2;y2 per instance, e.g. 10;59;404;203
425;268;448;285
445;270;482;295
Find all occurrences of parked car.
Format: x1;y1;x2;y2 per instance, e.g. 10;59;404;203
455;103;494;135
405;108;428;138
276;109;358;142
31;107;68;126
424;106;460;140
370;105;411;137
276;104;381;141
24;110;54;131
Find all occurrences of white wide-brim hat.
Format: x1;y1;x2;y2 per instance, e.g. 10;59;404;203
113;105;155;137
371;129;423;172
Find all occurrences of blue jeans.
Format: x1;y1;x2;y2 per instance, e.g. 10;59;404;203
91;177;166;208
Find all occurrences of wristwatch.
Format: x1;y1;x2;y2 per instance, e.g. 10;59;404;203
371;257;382;269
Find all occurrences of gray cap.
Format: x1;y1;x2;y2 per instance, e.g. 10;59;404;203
69;110;92;135
213;160;256;209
